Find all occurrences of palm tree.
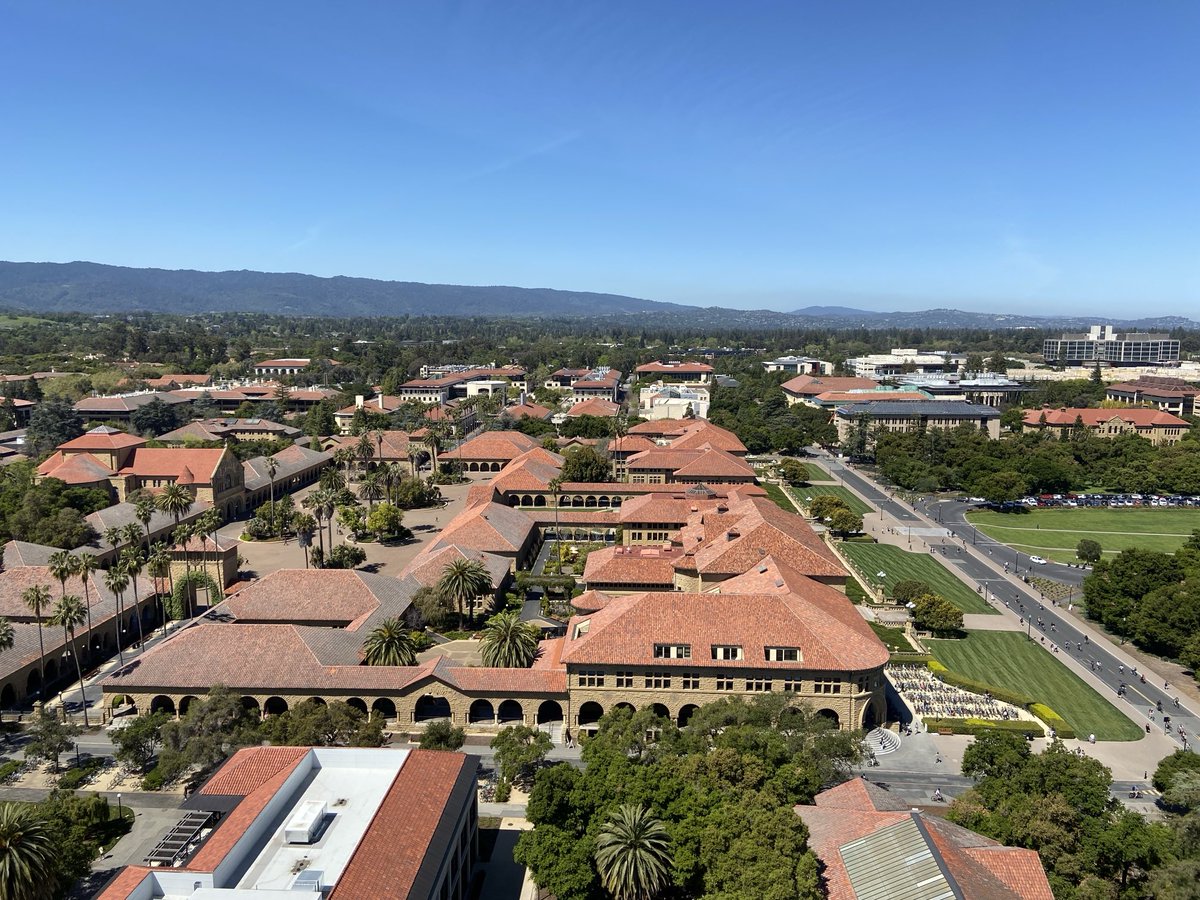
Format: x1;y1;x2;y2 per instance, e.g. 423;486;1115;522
594;804;673;900
479;611;541;668
356;432;374;478
407;446;421;480
103;526;123;562
104;566;130;666
362;617;417;666
194;508;222;607
120;546;147;647
147;543;172;634
75;553;98;660
134;494;156;553
21;585;51;699
320;464;346;494
425;421;445;476
383;461;405;504
265;456;279;536
359;472;385;511
0;802;56;900
50;595;89;727
156;482;194;531
303;489;331;559
294;513;317;568
47;550;74;600
549;475;565;570
0;618;12;655
172;524;194;615
437;558;492;630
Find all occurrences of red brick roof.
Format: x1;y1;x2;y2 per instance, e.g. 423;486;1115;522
58;426;146;452
625;447;755;479
609;435;657;454
561;589;887;671
635;361;714;375
431;502;535;555
782;375;879;396
1023;407;1189;428
582;545;683;587
118;447;228;481
504;400;553;420
452;430;540;461
225;570;403;627
199;745;309;796
37;451;115;484
567;398;621;417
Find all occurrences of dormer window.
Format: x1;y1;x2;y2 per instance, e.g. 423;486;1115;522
573;620;590;639
653;643;691;660
765;646;801;662
710;644;743;661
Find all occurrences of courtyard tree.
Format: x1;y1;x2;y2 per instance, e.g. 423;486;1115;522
362;617;417;666
479;611;541;668
594;804;673;900
438;558;492;629
559;445;612;483
23;709;81;774
419;719;466;751
491;725;552;788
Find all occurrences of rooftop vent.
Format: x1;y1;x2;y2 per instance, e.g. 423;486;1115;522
284;800;327;845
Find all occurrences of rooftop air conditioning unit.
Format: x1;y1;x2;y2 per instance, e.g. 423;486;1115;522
284;800;327;845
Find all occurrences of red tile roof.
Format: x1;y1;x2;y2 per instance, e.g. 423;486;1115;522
625;446;755;479
36;450;115;484
118;447;229;481
782;375;879;396
58;426;146;452
1023;407;1189;427
199;745;309;796
431;502;535;555
225;570;401;627
567;398;621;417
635;361;714;375
504;401;552;420
814;390;929;403
452;430;540;461
582;545;684;587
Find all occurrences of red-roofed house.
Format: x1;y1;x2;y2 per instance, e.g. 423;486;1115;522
634;360;714;382
566;397;621;418
624;446;756;484
450;430;540;472
1022;407;1190;445
782;374;880;405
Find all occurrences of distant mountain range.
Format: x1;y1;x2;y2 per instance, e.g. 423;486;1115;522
0;261;1195;330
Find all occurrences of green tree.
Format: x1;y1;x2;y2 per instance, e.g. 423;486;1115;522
259;699;384;747
49;594;89;727
0;802;57;900
412;585;455;630
438;558;493;629
827;507;863;536
23;709;81;774
807;494;849;520
491;725;552;787
362;617;417;666
111;711;170;772
130;398;185;436
594;804;673;900
365;501;406;540
156;685;260;782
776;458;811;485
974;470;1029;504
911;593;963;634
961;729;1031;781
20;585;51;699
419;719;466;751
1076;538;1103;564
559;445;612;483
25;398;83;456
479;611;541;668
890;579;932;604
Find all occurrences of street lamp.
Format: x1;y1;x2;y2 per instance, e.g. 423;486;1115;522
117;792;123;820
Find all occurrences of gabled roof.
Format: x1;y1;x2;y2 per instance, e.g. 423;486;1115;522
625;446;755;479
74;392;190;413
635;361;714;375
560;588;888;671
1023;407;1189;427
225;569;413;629
452;430;540;461
118;447;228;481
782;375;880;396
400;544;511;591
37;451;116;484
86;498;210;539
581;545;683;587
58;426;146;452
504;401;553;420
1;540;57;569
430;502;535;555
567;398;621;418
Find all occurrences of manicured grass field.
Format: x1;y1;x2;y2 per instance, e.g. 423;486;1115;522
761;481;800;513
788;484;871;516
792;462;835;483
967;507;1200;564
927;631;1142;741
838;542;995;615
868;620;912;653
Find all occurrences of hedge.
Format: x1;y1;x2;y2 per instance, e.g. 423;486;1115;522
0;759;24;784
889;652;933;665
1028;703;1076;740
923;718;1045;738
58;758;106;791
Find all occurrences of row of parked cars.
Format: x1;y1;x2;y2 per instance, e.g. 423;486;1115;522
978;493;1200;511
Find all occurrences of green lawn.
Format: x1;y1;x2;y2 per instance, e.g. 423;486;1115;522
787;484;871;516
967;507;1200;564
760;481;800;513
789;462;835;483
838;542;995;614
868;620;912;653
927;631;1142;741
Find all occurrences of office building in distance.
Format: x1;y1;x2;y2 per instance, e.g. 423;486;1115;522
1042;324;1181;367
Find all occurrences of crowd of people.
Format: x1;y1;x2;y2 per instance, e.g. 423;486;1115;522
887;664;1026;723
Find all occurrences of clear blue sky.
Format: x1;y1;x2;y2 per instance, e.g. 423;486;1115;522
2;2;1197;315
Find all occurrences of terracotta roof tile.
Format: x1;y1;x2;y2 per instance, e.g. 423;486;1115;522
198;745;309;796
452;430;540;462
781;375;879;396
118;447;228;481
58;427;147;452
567;398;621;417
1023;407;1189;427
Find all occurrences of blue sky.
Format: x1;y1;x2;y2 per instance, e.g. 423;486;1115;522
1;2;1197;315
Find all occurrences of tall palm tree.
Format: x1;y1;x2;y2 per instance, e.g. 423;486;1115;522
359;472;385;511
47;550;73;600
549;475;565;570
356;432;375;478
294;513;317;568
103;566;130;666
147;543;172;634
194;508;222;606
383;461;405;504
21;585;51;698
0;618;12;655
265;456;279;536
103;526;123;562
156;482;194;532
479;611;541;668
320;464;346;494
0;802;56;900
361;617;417;666
74;553;98;660
171;524;196;618
437;558;492;630
407;446;421;480
134;494;156;554
302;489;331;559
119;545;147;646
50;595;89;727
594;804;673;900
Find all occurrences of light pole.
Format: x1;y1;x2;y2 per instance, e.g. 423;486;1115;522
117;792;123;820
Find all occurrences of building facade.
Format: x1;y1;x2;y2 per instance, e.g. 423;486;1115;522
1043;325;1181;367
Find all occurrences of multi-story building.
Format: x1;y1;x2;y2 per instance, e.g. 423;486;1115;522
637;383;710;420
634;360;713;383
252;358;325;377
1105;375;1200;417
1021;407;1190;445
158;416;302;444
845;350;957;379
1043;325;1181;367
782;375;881;406
896;373;1035;408
74;391;193;426
96;746;478;900
833;401;1001;443
762;355;834;375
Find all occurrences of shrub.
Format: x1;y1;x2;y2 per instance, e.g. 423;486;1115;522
923;718;1044;738
1028;703;1076;740
0;759;24;783
57;758;105;791
141;766;168;791
494;779;512;803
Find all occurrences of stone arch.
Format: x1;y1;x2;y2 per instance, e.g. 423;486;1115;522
861;699;881;730
650;703;670;720
179;695;200;716
491;462;501;472
497;699;523;724
468;699;495;724
534;494;546;508
585;495;597;508
372;697;397;719
346;698;368;715
578;701;604;728
43;658;59;684
611;496;622;507
414;695;451;722
613;702;635;715
0;683;14;709
536;700;564;724
678;704;699;727
598;495;610;508
264;696;289;716
25;669;42;697
241;696;260;715
150;695;176;715
817;708;841;729
307;697;327;706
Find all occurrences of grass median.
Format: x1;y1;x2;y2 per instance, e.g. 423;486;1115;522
838;541;995;614
967;507;1200;563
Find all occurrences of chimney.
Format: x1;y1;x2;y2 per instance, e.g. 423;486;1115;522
355;395;364;409
726;529;739;541
377;395;385;410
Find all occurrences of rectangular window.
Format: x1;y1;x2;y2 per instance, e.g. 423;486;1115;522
645;671;672;689
715;674;735;691
579;670;605;688
711;644;744;661
855;676;870;693
615;671;634;688
782;678;803;692
765;646;800;662
814;679;842;694
746;679;773;692
653;643;691;659
681;673;701;690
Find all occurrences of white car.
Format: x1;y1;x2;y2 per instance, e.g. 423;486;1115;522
1028;555;1048;565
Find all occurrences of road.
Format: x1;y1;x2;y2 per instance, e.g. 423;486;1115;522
815;450;1198;752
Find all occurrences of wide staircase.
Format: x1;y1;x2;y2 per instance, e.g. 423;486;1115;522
862;727;901;756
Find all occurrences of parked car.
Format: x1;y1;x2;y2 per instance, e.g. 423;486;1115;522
1028;555;1048;565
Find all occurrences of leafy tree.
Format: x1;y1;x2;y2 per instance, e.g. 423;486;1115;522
438;558;493;629
480;611;541;667
911;593;963;634
974;470;1028;504
827;507;863;537
594;804;673;900
776;458;811;485
129;398;185;436
365;501;406;539
156;685;260;782
362;617;417;666
25;398;83;456
259;699;384;747
419;719;466;751
324;543;367;569
807;495;849;520
961;729;1031;781
559;445;612;483
491;725;552;787
1153;750;1200;797
23;710;81;774
111;711;171;772
1076;539;1102;564
412;585;455;630
890;579;932;604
